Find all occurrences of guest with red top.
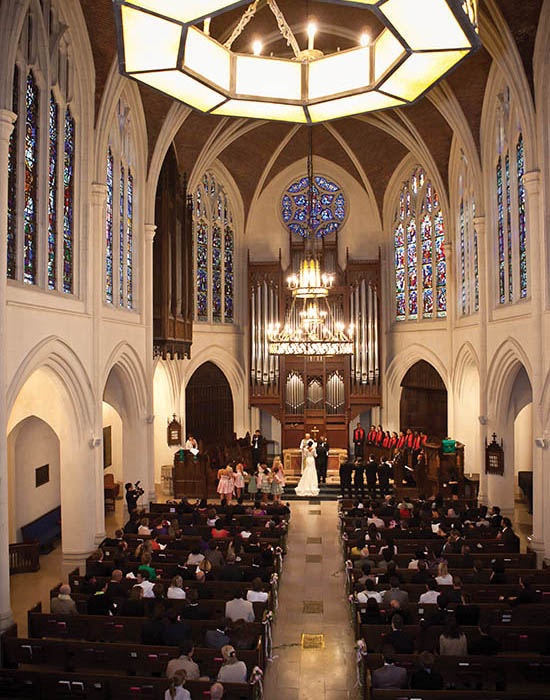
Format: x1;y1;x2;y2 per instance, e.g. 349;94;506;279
396;431;406;450
374;425;384;446
367;425;376;444
405;428;414;449
212;519;230;539
353;424;365;458
389;432;398;450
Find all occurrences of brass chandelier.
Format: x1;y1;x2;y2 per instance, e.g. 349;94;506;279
113;0;480;124
267;131;354;356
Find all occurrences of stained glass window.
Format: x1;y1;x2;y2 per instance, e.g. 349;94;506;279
193;173;235;323
459;199;466;315
496;157;505;304
505;153;513;302
7;67;18;279
458;187;479;317
105;148;114;303
47;94;58;290
63;107;74;294
119;164;125;306
127;170;133;308
394;168;446;321
23;71;39;285
517;133;527;299
281;175;346;238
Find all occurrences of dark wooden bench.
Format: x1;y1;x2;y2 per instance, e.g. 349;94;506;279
371;691;550;700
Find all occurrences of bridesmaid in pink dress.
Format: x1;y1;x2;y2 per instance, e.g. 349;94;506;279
217;466;234;505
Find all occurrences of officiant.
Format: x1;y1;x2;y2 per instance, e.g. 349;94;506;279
316;435;329;484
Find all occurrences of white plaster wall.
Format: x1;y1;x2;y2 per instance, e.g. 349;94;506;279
514;403;533;474
102;401;123;484
9;417;60;543
153;363;178;484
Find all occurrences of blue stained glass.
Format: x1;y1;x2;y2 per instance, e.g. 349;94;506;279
426;182;433;213
224;224;234;322
437;287;447;316
459;198;466;314
396;292;406;320
409;289;418;318
197;245;207;268
197;220;208;245
212;223;222;322
505;153;513;302
412;172;418;194
408;267;417;290
7;66;18;280
120;164;125;306
395;224;405;246
195;188;202;216
48;94;58;290
196;218;208;321
435;237;445;262
106;148;114;303
217;197;222;220
127;170;133;308
202;173;208;192
517;134;527;299
423;264;432;289
407;220;416;244
421;215;432;240
400;192;405;220
24;71;39;286
212;247;222;267
282;175;345;238
212;225;221;248
396;268;405;292
437;260;446;286
496;157;505;304
63;107;74;294
406;191;411;217
474;226;479;312
408;244;417;268
395;248;405;269
422;239;432;264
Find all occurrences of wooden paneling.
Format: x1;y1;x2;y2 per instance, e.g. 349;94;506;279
185;362;233;445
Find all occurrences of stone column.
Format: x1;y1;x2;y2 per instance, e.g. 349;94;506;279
524;171;545;558
144;223;156;503
474;217;488;505
0;110;16;629
91;183;107;546
444;241;455;434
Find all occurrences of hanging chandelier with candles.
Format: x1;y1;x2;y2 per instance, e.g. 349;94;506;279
113;0;480;124
267;130;354;356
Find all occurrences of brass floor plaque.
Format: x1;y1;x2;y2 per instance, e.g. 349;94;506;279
301;633;325;649
303;600;324;614
307;537;322;544
305;554;322;563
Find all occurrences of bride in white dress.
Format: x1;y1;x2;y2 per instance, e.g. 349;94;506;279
295;441;319;497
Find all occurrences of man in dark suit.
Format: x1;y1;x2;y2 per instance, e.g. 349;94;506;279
339;456;354;498
251;430;262;468
372;646;407;689
316;436;329;484
365;455;378;495
386;615;414;654
353;457;365;498
498;518;520;552
377;459;391;494
353;424;365;458
410;651;444;690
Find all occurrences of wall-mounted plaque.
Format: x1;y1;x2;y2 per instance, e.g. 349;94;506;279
485;433;504;476
167;414;182;446
35;464;49;487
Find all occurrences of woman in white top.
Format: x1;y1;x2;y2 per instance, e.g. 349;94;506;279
167;575;186;600
435;561;453;585
246;577;268;603
186;548;205;566
357;580;382;604
165;670;190;700
217;645;248;684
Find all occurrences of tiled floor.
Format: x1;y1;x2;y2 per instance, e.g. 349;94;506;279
263;500;359;700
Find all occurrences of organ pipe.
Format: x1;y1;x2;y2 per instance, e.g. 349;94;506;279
250;280;279;389
251;286;256;383
374;287;379;383
350;279;379;386
360;279;367;385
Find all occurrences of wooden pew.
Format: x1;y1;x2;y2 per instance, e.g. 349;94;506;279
371;691;550;700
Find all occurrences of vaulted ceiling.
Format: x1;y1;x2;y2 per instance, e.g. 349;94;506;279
81;0;543;224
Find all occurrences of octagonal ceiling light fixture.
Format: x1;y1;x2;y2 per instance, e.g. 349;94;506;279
113;0;480;124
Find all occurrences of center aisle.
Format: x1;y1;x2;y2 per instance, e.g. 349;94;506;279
264;500;358;700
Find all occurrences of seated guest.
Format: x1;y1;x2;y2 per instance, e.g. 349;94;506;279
455;592;480;626
210;682;224;700
489;505;503;529
163;608;192;646
471;559;490;584
386;614;414;654
357;562;377;587
205;620;231;650
489;559;507;584
212;519;230;539
51;584;78;614
468;623;501;655
378;548;396;572
426;594;452;627
410;651;444;690
166;640;201;680
360;597;385;625
371;646;407;689
118;585;145;617
217;645;248;684
100;529;124;548
419;580;440;605
382;577;409;608
247;577;268;603
357;578;382;604
138;552;157;582
225;590;255;623
435;561;453;586
167;575;186;600
106;569;127;599
205;540;225;568
87;582;115;615
138;519;152;536
386;599;410;625
500;576;539;606
444;575;463;604
439;619;467;656
181;587;209;620
186;546;205;567
141;603;167;645
228;618;258;650
165;670;190;700
219;553;244;581
497;517;520;551
412;560;432;584
123;513;140;534
135;570;155;598
378;563;402;585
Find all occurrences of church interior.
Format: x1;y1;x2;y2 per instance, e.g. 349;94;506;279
1;0;550;698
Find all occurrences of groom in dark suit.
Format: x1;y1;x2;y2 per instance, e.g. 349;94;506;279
316;436;329;484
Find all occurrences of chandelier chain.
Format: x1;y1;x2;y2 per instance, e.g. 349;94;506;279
266;0;301;57
224;0;263;49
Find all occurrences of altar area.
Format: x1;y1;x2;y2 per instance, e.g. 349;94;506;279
283;448;347;477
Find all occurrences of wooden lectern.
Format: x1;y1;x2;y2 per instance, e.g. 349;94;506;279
173;449;209;499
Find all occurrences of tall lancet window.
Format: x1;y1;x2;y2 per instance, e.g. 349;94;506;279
105;98;136;308
494;88;528;304
193;173;235;323
7;3;78;293
457;156;479;315
394;168;446;321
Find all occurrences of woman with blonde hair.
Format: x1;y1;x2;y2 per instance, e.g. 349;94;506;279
217;645;247;683
167;575;186;600
270;463;285;503
217;466;234;505
436;561;453;586
165;669;190;700
234;462;247;500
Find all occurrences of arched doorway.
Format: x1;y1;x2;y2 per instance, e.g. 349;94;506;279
185;362;233;444
400;360;447;438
